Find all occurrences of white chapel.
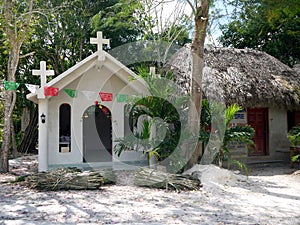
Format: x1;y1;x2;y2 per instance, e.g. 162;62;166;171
27;32;148;171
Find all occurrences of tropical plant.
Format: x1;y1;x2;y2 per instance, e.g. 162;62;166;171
199;102;255;174
115;118;161;166
288;125;300;147
287;125;300;162
114;67;190;172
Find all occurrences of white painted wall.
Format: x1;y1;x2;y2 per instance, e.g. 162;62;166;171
268;108;290;157
47;64;148;167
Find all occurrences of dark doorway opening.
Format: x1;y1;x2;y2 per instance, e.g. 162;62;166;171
59;104;71;153
287;110;300;131
83;104;112;162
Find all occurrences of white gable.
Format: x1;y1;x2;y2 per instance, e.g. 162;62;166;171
27;51;147;103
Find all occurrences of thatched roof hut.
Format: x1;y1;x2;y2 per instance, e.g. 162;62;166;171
166;45;300;109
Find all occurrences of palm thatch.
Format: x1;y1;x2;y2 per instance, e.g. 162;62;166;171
165;45;300;109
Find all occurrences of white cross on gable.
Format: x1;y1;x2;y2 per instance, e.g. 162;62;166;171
90;31;110;61
32;61;54;87
150;67;161;78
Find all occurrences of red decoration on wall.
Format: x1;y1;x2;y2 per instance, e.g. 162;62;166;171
99;92;113;101
44;86;59;96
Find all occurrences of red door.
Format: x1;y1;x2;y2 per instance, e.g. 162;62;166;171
295;111;300;125
247;108;269;156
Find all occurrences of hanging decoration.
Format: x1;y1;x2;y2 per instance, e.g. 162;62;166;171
1;77;136;107
64;89;78;98
4;81;20;90
116;94;128;103
99;92;113;102
93;100;110;117
44;86;59;96
25;84;39;93
82;91;97;100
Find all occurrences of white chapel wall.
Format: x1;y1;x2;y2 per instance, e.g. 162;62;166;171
47;64;148;166
48;78;82;165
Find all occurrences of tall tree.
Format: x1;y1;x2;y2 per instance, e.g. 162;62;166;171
0;0;35;172
220;0;300;66
140;0;192;64
91;0;143;49
185;0;211;169
23;0;114;75
92;0;192;69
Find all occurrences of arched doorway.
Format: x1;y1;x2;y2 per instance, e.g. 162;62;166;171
83;104;112;162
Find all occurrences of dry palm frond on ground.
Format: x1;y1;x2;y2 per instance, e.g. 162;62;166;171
21;167;116;191
134;167;202;191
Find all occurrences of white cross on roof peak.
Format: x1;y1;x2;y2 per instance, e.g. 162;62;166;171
150;67;161;78
32;61;54;87
90;31;110;61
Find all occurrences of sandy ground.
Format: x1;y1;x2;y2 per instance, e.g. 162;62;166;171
0;155;300;225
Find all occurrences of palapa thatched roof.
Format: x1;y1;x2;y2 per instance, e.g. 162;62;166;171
165;45;300;109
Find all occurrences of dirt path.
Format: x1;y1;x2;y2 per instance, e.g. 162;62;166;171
0;156;299;225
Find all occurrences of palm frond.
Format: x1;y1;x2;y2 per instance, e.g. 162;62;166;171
225;104;242;127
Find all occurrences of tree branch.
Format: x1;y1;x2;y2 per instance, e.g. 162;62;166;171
19;0;34;44
185;0;196;15
20;51;35;59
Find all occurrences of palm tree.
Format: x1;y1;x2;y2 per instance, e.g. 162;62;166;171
200;101;254;172
114;67;189;172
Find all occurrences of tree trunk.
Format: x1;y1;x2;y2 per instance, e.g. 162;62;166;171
18;106;38;154
1;87;18;173
0;0;34;172
186;0;211;169
0;92;13;172
11;118;18;158
219;148;223;167
21;107;31;132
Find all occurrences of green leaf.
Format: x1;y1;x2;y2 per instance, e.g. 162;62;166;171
291;154;300;162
